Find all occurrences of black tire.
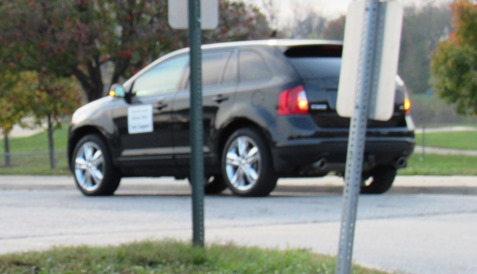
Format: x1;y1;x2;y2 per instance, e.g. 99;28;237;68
204;175;228;194
188;175;228;195
360;166;397;194
221;128;278;197
71;134;121;196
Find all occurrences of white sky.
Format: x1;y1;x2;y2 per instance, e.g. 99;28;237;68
248;0;454;19
319;0;453;16
316;0;451;14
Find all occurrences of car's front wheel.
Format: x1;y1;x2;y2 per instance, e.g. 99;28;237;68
221;128;277;197
72;134;120;196
360;166;397;194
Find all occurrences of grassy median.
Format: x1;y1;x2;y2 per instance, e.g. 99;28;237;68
414;129;477;150
0;240;384;274
401;129;477;175
400;153;477;176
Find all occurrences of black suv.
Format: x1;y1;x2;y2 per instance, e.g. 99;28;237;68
68;40;415;197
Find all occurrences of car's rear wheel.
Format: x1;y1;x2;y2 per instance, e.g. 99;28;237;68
221;128;277;197
72;134;120;196
360;166;397;194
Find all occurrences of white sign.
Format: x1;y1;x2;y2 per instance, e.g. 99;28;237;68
337;1;403;121
168;0;218;30
128;105;153;134
167;0;219;29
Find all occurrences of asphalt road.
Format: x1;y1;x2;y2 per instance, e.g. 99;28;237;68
1;175;476;274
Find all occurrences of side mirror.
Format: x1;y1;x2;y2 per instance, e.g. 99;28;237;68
109;84;125;98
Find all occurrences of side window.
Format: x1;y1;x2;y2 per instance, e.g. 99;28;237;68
133;55;188;97
239;50;272;83
222;50;238;85
202;51;230;87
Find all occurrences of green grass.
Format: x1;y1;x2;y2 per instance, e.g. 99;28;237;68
415;130;477;150
0;240;383;274
5;127;68;151
400;153;477;176
0;126;69;175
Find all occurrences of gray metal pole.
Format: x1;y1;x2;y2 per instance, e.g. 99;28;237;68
188;0;205;247
336;0;380;273
421;126;426;160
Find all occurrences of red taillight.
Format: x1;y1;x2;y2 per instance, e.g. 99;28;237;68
278;85;309;115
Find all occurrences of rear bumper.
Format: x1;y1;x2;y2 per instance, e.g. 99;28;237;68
271;136;415;176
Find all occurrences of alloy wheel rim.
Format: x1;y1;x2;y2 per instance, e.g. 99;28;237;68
74;141;105;192
225;136;261;191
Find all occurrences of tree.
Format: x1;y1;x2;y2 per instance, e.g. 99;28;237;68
0;0;176;102
204;1;271;42
0;71;35;166
285;1;326;39
254;0;326;39
319;4;451;96
254;0;281;37
431;0;477;116
0;69;81;169
321;15;345;40
32;73;82;169
400;4;451;94
0;0;271;103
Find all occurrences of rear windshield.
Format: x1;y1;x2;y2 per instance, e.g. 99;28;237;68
287;57;341;80
284;45;342;80
285;45;342;58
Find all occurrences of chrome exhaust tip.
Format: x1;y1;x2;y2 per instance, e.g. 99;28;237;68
395;157;407;168
313;158;327;171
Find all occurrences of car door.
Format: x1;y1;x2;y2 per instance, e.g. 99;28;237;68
171;49;238;167
112;54;188;166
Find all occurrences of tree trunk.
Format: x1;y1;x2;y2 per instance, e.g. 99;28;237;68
71;57;104;102
3;133;11;167
47;115;56;169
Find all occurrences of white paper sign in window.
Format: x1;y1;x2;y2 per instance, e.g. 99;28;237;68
128;105;153;134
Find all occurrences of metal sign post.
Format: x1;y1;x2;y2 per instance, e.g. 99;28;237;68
169;0;217;248
336;0;380;273
188;0;205;247
336;0;403;272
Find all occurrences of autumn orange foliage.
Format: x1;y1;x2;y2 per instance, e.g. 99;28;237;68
449;0;477;44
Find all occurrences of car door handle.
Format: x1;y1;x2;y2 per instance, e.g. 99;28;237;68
155;102;168;110
212;95;229;103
